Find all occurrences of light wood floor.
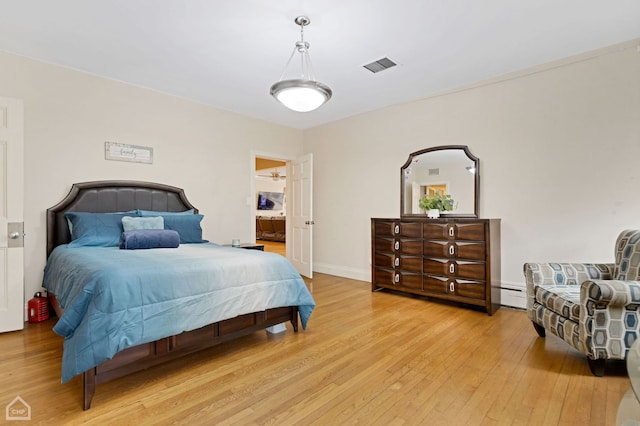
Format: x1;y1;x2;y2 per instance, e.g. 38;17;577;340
1;273;630;425
260;240;285;256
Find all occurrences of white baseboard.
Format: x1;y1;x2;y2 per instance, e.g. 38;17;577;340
499;280;526;309
313;262;370;282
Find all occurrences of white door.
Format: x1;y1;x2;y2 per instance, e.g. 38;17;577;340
287;153;313;278
0;97;25;333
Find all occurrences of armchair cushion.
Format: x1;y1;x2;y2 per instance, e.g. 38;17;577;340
535;285;581;322
524;262;614;314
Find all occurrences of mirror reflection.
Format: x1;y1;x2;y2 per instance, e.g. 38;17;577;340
401;145;479;217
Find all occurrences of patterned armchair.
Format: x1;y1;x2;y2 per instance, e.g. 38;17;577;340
524;229;640;376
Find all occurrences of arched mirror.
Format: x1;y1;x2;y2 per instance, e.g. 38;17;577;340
401;145;479;217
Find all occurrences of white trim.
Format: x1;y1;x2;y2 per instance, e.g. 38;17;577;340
313;262;370;282
249;150;295;245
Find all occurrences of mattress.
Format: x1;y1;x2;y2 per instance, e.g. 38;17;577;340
43;243;315;382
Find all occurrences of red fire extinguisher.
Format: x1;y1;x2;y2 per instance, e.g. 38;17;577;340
28;291;49;323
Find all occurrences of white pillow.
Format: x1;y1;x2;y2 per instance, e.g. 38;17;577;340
121;216;164;232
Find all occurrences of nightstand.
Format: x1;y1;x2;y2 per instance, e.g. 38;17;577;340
223;243;265;251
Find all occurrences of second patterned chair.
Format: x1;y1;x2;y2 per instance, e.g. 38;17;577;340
524;229;640;376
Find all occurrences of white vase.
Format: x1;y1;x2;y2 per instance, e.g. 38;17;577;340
427;209;440;219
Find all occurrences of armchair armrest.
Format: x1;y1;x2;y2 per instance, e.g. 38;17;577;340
580;279;640;360
581;279;640;308
523;262;614;312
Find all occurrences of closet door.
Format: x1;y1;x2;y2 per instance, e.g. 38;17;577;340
0;97;24;333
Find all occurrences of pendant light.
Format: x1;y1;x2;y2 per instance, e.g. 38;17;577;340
270;16;332;112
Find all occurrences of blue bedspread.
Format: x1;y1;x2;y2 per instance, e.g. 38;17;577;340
43;243;315;383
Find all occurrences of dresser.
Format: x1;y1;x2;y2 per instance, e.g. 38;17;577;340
371;217;501;315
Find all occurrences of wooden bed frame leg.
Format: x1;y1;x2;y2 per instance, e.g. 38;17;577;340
291;307;299;332
83;368;96;410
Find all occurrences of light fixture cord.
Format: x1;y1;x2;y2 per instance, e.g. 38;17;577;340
277;46;298;82
299;23;306;79
276;18;318;82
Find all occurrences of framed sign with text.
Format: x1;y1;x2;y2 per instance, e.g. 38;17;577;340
105;141;153;164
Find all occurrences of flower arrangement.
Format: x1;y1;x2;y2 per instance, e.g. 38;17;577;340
418;193;455;212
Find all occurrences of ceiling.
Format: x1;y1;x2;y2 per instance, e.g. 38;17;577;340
1;1;639;130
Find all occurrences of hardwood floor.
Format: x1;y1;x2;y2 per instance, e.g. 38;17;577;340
1;273;630;425
260;240;285;256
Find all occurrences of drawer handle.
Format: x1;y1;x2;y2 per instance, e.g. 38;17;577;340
394;225;400;235
394;273;400;284
449;245;455;256
449;226;455;237
394;257;400;267
449;282;455;292
394;241;400;251
449;264;455;274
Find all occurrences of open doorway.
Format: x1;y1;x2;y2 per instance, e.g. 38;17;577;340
255;157;287;256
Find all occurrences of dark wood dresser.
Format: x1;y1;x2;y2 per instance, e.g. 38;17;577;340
371;217;501;315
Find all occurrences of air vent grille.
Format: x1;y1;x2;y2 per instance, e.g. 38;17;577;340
428;168;439;176
363;57;397;73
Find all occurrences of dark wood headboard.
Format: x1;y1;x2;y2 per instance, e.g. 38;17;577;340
46;180;198;257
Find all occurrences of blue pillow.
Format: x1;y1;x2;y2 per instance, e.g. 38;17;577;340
66;210;137;235
163;214;207;243
120;229;180;250
122;216;164;232
138;209;194;217
65;212;138;247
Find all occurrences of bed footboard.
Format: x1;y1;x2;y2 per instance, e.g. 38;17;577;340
82;306;298;410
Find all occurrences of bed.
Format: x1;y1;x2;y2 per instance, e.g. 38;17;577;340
43;180;315;410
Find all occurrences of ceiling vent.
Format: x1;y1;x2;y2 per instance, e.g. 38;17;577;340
363;57;397;73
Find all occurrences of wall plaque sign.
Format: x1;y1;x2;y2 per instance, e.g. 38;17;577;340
105;141;153;164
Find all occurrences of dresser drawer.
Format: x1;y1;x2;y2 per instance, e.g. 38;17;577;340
375;268;422;290
374;252;422;272
423;221;486;241
374;221;422;238
423;275;448;295
423;258;486;279
374;238;422;256
423;275;485;300
423;241;485;260
452;279;486;300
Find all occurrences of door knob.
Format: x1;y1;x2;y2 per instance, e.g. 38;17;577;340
7;222;24;247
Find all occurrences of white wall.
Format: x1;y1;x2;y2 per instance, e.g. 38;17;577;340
0;51;303;304
304;39;640;294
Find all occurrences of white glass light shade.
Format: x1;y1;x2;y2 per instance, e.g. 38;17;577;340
270;79;332;112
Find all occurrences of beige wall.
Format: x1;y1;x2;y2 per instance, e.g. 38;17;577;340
0;51;303;303
1;37;639;312
304;39;640;295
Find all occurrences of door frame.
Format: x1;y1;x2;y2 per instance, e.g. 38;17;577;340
250;151;295;245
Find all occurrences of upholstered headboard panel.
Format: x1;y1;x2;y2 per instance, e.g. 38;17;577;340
46;180;198;257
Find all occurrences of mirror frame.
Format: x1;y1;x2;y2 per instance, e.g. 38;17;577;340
400;145;479;218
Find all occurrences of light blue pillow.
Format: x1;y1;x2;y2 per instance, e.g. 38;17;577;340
138;209;194;217
65;212;137;247
122;216;164;232
163;214;207;243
